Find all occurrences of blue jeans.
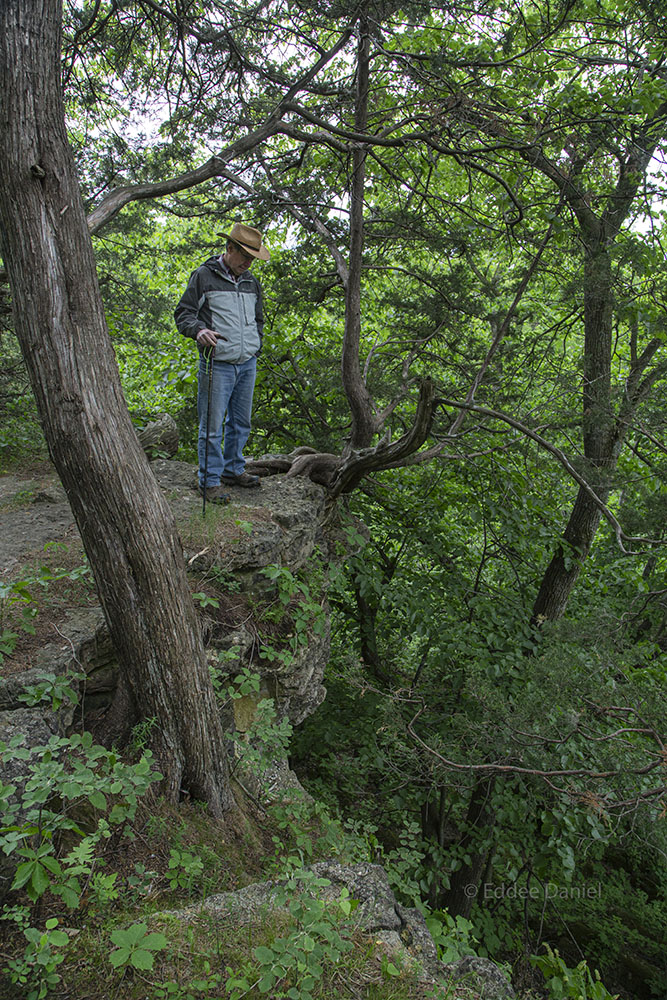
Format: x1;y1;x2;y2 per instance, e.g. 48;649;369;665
198;355;257;487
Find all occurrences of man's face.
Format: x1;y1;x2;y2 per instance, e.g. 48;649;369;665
224;241;255;276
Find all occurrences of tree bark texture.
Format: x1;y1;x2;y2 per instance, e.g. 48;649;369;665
531;245;616;623
524;99;667;623
531;218;642;620
439;777;496;919
342;19;377;451
0;0;234;816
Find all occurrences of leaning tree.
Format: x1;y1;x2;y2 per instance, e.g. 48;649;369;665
0;0;436;815
2;0;666;821
0;0;243;815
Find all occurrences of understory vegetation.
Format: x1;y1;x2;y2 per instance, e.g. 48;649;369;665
0;636;491;1000
2;0;667;996
0;486;662;999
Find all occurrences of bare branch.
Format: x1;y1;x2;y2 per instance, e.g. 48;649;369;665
86;27;353;233
330;377;439;496
441;399;663;550
407;707;665;789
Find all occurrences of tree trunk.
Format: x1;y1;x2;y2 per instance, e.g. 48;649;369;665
353;581;394;686
0;0;234;816
531;487;607;623
532;245;617;622
440;777;496;919
342;18;377;451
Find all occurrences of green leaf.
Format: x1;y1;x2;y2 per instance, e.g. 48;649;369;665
40;855;62;876
130;948;156;970
54;884;81;909
111;922;148;946
48;930;70;947
11;861;37;891
302;934;316;952
142;932;168;951
89;791;107;811
109;947;131;968
30;863;50;897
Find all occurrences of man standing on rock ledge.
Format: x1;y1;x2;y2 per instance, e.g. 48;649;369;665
175;222;270;504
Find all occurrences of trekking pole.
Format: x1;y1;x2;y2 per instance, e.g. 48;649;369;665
202;346;214;518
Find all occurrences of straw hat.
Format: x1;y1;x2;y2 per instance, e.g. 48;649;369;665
220;222;270;261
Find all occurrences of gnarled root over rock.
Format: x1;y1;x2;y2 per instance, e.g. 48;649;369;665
247;378;438;496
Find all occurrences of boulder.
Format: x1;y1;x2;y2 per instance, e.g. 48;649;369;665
444;955;515;999
0;607;118;713
159;861;442;980
151;460;341;579
157;860;516;994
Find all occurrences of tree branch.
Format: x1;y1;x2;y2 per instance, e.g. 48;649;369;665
329;377;438;495
441;399;662;550
85;27;353;233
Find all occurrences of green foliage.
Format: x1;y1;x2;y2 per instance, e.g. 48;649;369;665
0;729;161;906
268;795;344;866
126;715;158;757
192;591;220;609
0;328;46;469
425;911;479;965
235;698;293;778
0;684;162;1000
18;671;83;712
4;1;667;996
258;564;327;667
531;946;619;1000
0;560;91;664
293;450;667;989
109;922;168;971
379;953;402;979
87;869;120;908
151;969;225;1000
126;861;160;902
207;564;243;593
166;848;205;895
5;915;70;1000
215;665;261;702
225;867;356;1000
0;577;37;663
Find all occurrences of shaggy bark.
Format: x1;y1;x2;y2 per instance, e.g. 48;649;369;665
0;0;234;816
342;19;377;451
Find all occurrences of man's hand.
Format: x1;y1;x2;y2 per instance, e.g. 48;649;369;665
195;328;219;349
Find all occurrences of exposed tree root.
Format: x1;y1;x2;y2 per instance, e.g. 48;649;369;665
247;378;438;496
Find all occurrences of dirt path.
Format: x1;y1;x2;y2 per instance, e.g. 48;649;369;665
0;472;76;575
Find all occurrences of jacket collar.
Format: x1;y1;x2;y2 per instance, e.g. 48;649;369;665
205;255;252;285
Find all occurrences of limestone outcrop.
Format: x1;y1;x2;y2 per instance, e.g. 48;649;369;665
158;861;515;997
0;460;345;726
0;460;518;1000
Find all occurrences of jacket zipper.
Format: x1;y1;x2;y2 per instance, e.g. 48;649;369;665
236;283;245;360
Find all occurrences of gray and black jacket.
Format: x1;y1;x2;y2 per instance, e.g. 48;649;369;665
174;255;264;364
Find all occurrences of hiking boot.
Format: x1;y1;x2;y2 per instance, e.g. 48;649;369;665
221;471;261;488
199;484;231;504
